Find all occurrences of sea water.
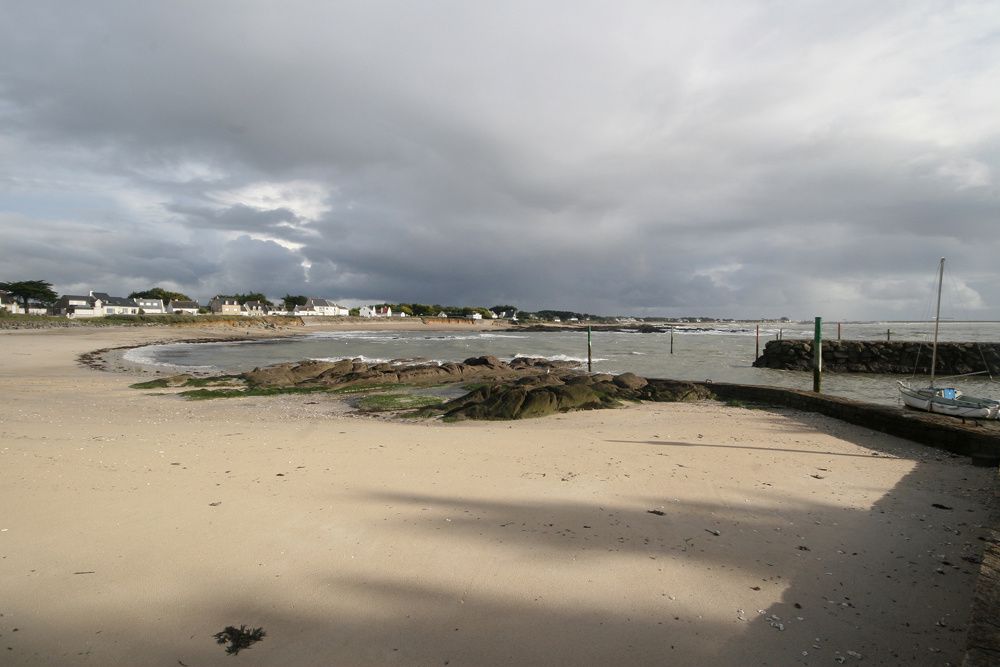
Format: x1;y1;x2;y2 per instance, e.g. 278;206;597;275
124;321;1000;406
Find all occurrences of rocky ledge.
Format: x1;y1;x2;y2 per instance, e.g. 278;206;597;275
241;355;579;389
427;372;712;420
151;355;713;420
241;355;712;420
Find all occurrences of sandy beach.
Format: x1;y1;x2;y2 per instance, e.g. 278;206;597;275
0;324;994;666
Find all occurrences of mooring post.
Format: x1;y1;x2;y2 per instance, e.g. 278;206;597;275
837;321;842;340
887;328;891;342
813;316;822;393
755;323;760;361
778;328;783;340
587;326;592;372
669;328;674;354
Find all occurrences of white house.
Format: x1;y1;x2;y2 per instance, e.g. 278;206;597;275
469;312;483;320
0;291;45;314
53;294;104;318
133;297;166;314
209;297;244;315
243;300;271;316
294;298;349;316
359;305;392;318
92;292;140;316
167;300;200;315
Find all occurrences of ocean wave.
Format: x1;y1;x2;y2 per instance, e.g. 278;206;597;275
512;353;609;365
308;331;399;341
122;345;221;372
307;330;528;342
310;354;391;364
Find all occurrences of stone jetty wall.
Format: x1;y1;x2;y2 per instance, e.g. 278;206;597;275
753;339;1000;375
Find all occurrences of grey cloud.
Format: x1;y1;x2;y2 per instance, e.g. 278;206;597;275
1;2;999;318
170;203;308;236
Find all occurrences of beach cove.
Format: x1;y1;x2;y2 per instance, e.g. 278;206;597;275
0;322;995;665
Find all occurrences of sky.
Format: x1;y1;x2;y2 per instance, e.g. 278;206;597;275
1;1;998;320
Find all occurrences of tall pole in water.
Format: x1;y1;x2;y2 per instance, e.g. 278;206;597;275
670;327;674;354
587;326;593;372
755;323;760;361
813;316;822;393
930;257;945;388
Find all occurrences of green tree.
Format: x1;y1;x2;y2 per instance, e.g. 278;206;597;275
0;280;59;310
129;287;191;303
282;294;308;311
409;303;435;316
349;307;360;316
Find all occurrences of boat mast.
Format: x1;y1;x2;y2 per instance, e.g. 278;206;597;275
930;257;944;388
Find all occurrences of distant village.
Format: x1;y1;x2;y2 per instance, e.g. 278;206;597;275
0;288;513;321
0;282;792;324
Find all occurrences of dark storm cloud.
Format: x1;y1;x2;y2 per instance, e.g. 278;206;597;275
1;1;998;317
170;203;309;237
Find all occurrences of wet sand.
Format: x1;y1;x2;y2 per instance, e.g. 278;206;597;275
0;325;993;665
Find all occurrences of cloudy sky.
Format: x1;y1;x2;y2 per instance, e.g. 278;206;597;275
1;1;998;319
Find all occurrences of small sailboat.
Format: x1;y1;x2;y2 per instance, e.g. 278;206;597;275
897;258;1000;419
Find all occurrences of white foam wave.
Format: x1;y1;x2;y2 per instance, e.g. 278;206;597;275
307;330;527;342
310;354;391;364
308;331;399;341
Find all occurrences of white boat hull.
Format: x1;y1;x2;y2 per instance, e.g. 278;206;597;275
896;259;1000;420
898;382;1000;419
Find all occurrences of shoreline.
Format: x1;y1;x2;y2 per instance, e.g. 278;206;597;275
92;326;1000;459
1;325;995;665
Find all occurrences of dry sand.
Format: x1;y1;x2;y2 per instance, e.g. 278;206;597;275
0;324;994;666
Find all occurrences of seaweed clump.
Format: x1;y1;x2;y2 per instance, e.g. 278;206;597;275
213;624;266;655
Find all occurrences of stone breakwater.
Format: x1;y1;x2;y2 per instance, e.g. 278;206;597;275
753;339;1000;375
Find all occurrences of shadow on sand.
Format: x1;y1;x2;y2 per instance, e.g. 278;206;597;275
5;411;994;666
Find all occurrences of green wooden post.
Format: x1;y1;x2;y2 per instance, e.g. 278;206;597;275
813;316;822;393
587;326;592;372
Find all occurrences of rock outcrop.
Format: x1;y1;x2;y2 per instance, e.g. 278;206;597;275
231;355;716;420
240;355;579;390
432;375;713;421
